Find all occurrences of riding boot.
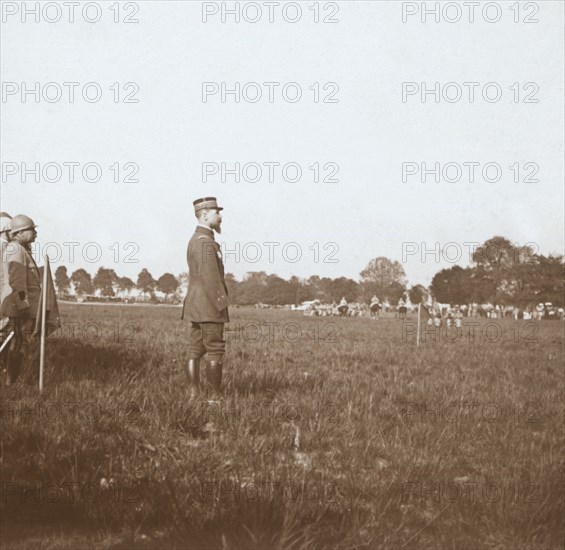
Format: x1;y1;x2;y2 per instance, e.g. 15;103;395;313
206;360;223;399
7;351;23;385
186;359;201;399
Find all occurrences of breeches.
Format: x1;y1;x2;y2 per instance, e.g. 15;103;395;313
188;322;225;361
6;318;36;353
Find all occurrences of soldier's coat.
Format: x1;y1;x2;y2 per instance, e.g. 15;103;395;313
0;241;41;319
181;226;229;323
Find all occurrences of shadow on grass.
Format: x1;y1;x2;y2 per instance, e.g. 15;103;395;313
43;339;156;384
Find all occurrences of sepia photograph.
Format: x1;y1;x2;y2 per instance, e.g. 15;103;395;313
1;1;564;548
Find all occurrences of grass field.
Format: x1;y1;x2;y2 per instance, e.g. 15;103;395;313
1;303;563;549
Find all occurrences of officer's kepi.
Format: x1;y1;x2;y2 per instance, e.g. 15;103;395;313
193;197;223;215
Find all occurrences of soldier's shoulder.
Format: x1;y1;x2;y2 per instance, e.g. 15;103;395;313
189;233;214;244
196;233;216;245
3;241;25;260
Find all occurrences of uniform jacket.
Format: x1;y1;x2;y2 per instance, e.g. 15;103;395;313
0;238;10;332
0;241;41;318
181;226;229;323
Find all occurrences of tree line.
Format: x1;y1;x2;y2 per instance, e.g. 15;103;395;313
54;266;181;301
53;236;564;306
429;237;564;306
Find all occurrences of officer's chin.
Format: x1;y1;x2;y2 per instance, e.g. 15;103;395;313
213;223;222;234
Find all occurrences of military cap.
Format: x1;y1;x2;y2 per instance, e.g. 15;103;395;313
193;197;223;214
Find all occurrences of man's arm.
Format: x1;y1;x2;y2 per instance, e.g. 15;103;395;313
7;250;30;310
197;239;229;312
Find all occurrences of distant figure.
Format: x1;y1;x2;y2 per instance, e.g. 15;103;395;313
369;295;381;319
445;306;454;328
397;297;407;320
338;297;348;317
544;303;556;321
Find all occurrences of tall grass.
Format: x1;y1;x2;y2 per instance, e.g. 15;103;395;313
1;304;563;549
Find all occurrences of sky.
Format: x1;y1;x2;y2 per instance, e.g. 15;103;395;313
1;0;564;287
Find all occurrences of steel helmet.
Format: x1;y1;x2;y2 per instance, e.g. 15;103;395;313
10;214;37;234
0;212;12;234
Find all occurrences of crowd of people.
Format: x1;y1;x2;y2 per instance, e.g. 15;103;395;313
301;295;564;323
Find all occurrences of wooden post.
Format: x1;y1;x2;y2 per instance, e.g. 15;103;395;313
416;303;421;347
39;255;49;391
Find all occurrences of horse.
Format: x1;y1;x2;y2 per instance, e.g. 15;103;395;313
370;302;382;319
397;306;408;320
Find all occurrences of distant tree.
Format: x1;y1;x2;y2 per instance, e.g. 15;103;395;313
178;272;189;289
409;284;428;304
93;267;118;297
470;237;544;304
224;273;239;303
295;282;314;304
238;272;268;304
472;236;521;272
157;273;179;301
70;268;93;296
513;254;565;306
137;268;156;297
263;274;295;305
329;277;359;302
430;266;474;304
117;276;135;295
319;277;335;302
54;266;71;298
305;276;322;300
360;257;407;302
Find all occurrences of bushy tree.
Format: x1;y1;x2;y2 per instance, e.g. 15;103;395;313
117;276;135;294
409;284;429;304
137;268;156;296
430;266;474;304
70;268;93;296
224;273;238;303
360;257;407;302
157;273;179;299
54;266;71;298
93;267;118;297
237;272;268;304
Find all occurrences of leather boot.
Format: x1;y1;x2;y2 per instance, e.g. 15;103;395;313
186;359;201;399
206;360;222;399
7;351;22;385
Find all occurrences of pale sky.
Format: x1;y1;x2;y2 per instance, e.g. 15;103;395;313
2;1;563;286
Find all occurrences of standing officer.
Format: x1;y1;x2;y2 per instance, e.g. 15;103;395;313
181;198;229;399
0;214;41;384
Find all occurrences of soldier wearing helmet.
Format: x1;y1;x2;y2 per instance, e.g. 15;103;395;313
0;213;13;368
0;214;40;384
181;198;229;400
